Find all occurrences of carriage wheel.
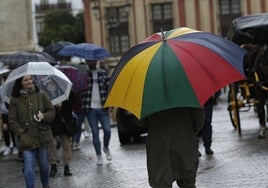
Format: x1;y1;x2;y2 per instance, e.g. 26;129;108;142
227;83;242;136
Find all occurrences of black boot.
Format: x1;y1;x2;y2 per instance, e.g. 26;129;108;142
205;147;214;155
50;164;57;178
64;165;72;176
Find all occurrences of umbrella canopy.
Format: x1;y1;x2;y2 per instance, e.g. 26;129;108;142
68;63;89;72
227;13;268;45
0;51;58;69
1;62;72;105
57;43;110;60
104;27;247;119
43;41;74;61
57;65;89;94
0;68;10;76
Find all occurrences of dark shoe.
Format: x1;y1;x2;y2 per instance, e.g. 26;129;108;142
198;150;202;157
50;164;57;178
64;165;72;176
205;148;214;155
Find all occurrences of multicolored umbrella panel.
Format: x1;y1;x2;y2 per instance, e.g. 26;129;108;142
104;27;247;119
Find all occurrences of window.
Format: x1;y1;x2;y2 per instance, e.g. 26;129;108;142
106;6;130;56
151;3;173;33
36;18;44;35
219;0;241;36
40;0;48;4
58;0;66;3
220;0;240;15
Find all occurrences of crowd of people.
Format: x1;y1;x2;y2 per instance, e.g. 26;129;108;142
0;58;222;188
0;59;113;188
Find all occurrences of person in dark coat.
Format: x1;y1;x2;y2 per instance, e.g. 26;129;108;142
48;93;75;178
142;107;204;188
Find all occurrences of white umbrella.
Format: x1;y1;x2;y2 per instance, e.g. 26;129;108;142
0;68;10;75
2;62;73;105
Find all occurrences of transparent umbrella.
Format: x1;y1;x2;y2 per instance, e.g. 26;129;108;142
1;62;72;105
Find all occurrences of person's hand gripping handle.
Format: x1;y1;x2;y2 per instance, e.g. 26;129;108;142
34;111;44;122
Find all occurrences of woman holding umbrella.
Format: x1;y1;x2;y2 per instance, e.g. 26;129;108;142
8;75;55;188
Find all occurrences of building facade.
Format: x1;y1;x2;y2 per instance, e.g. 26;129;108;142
85;0;268;59
0;0;34;54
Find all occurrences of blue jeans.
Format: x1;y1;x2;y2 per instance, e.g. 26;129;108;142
85;108;111;155
23;147;49;188
72;113;85;143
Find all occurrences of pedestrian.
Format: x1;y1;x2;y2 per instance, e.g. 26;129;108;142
8;75;55;188
49;98;73;178
72;91;86;151
0;75;18;156
82;60;112;165
199;96;214;155
141;107;204;188
1;102;18;156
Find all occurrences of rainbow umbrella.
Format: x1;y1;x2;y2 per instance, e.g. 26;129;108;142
104;27;247;119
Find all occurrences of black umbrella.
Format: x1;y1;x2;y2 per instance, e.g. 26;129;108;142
43;41;74;61
227;13;268;45
0;51;58;69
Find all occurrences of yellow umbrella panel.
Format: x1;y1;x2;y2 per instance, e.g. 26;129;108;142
105;43;162;119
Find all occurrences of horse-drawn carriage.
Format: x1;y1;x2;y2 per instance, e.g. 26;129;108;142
227;13;268;137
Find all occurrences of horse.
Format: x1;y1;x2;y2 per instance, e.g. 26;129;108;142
242;43;268;138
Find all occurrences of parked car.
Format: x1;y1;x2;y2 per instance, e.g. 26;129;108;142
116;108;148;145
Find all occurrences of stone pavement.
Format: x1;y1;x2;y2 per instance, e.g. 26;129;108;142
1;92;268;188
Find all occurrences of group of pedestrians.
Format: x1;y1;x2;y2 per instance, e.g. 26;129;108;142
1;54;221;188
0;59;113;188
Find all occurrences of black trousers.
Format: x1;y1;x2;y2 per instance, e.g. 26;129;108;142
201;97;214;148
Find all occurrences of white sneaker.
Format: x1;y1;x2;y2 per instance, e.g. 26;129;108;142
83;131;90;138
97;155;103;166
12;147;18;155
0;146;6;152
3;147;10;156
103;148;112;161
72;142;80;151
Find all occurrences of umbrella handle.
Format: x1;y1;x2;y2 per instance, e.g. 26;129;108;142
34;111;42;122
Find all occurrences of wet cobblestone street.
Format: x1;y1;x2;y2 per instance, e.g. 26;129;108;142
1;92;268;187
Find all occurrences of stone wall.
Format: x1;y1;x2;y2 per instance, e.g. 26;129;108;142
0;0;34;54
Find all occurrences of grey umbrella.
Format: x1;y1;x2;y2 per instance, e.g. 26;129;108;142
0;51;58;69
43;41;74;61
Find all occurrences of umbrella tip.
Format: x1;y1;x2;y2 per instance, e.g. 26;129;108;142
161;28;166;41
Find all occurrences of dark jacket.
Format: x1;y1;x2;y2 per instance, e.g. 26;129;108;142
50;99;73;136
8;90;55;150
142;107;204;187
